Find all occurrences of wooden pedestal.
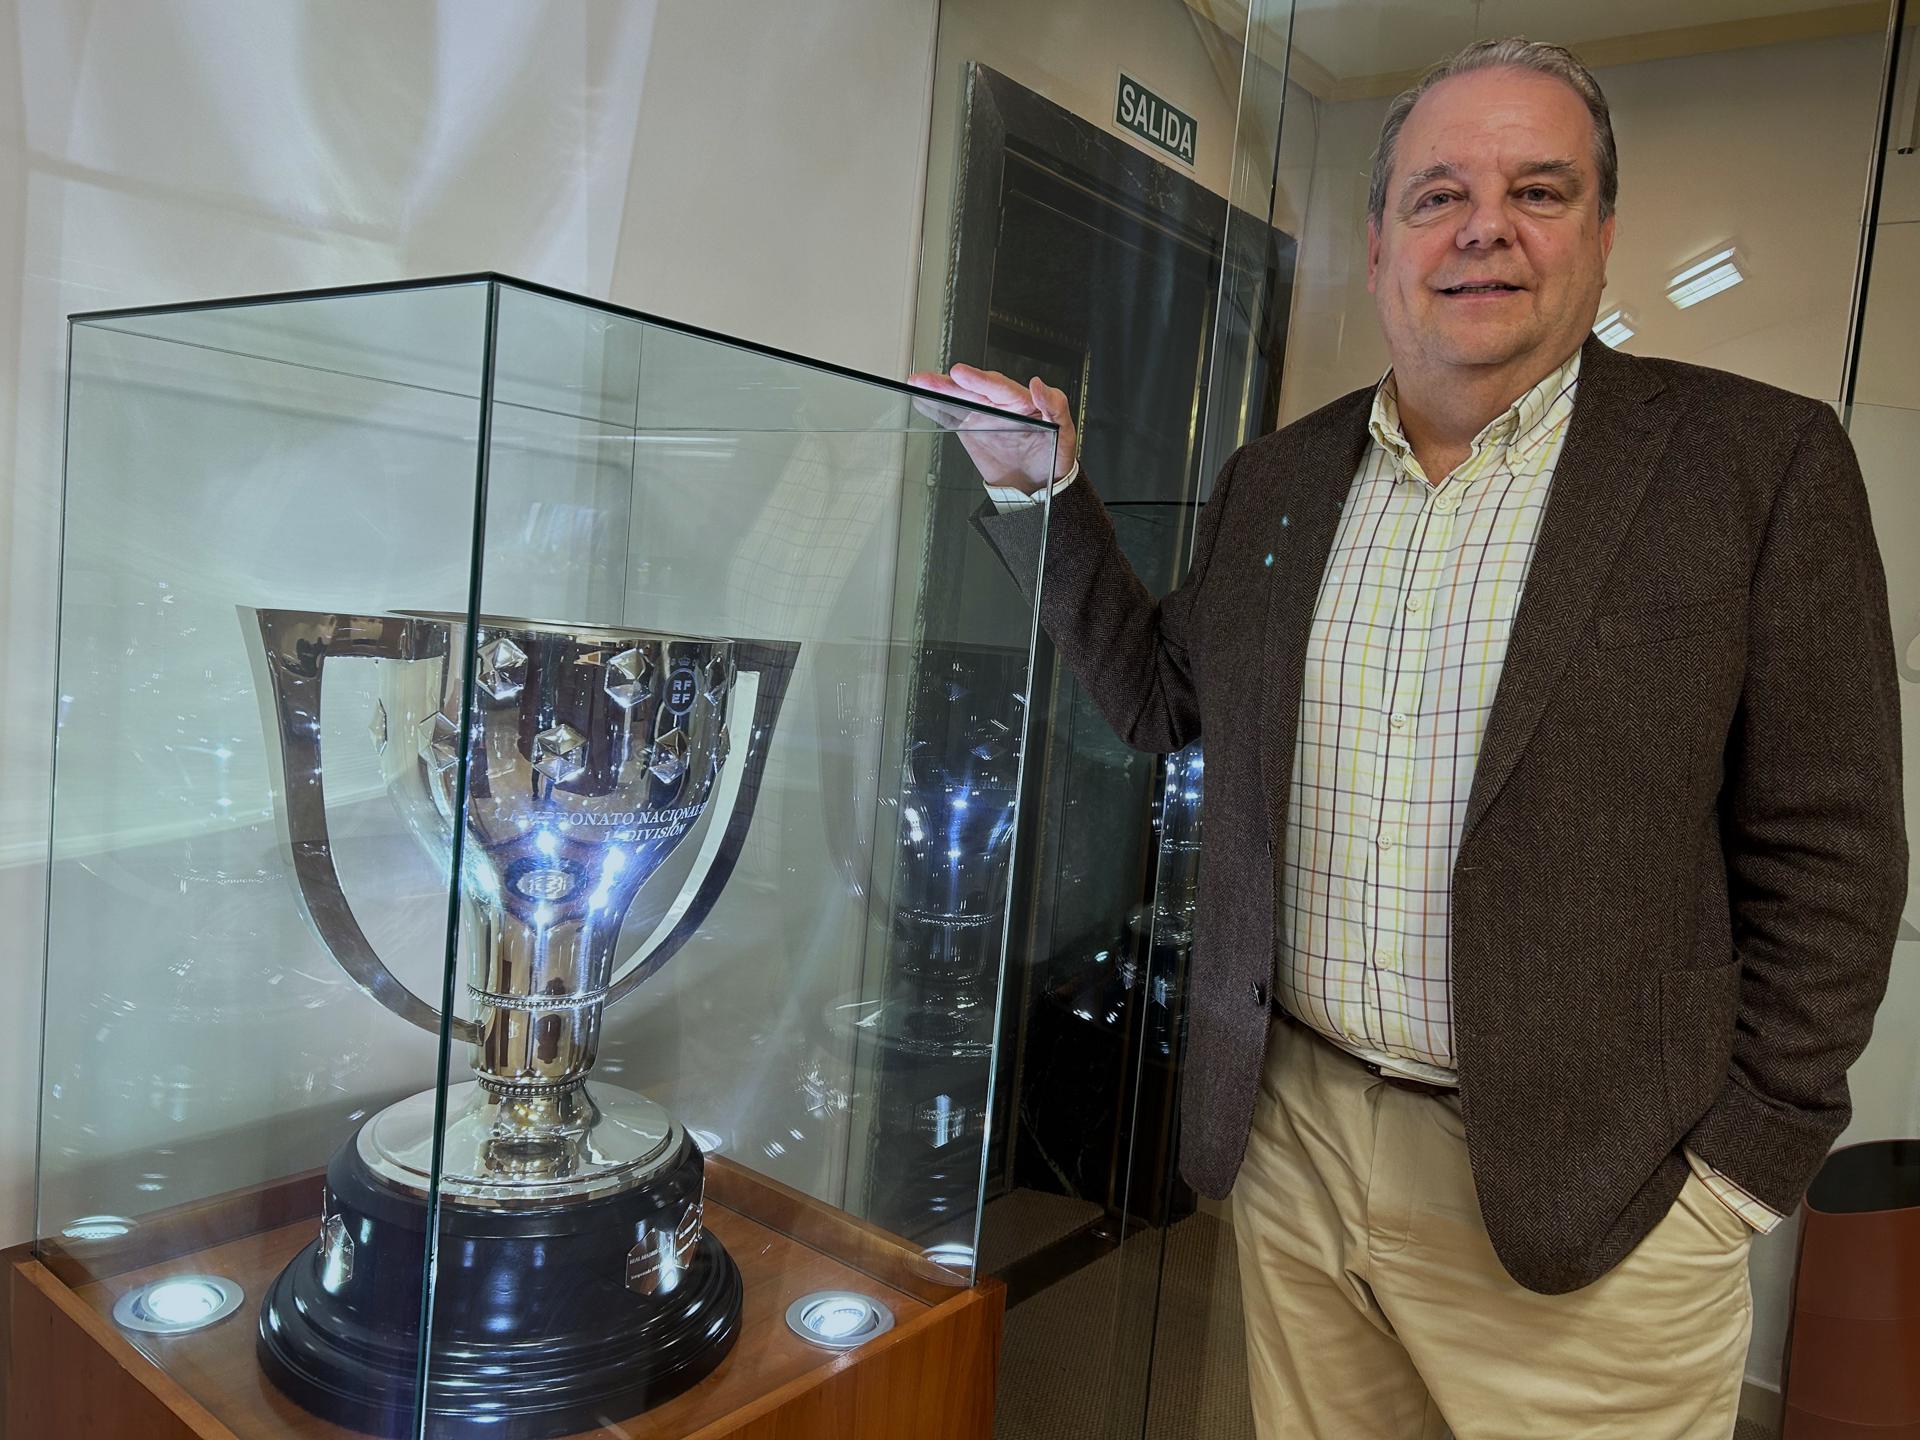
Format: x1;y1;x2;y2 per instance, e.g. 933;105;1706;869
2;1158;1002;1440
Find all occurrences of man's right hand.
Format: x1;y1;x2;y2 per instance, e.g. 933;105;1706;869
906;365;1079;496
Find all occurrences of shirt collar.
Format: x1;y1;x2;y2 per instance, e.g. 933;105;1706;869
1367;347;1583;480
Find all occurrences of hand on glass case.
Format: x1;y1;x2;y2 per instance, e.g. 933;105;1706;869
908;363;1076;495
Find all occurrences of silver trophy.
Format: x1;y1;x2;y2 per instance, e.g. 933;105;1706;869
243;607;786;1437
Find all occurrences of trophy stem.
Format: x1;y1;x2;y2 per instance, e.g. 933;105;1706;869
466;903;617;1101
353;855;688;1202
466;1080;600;1179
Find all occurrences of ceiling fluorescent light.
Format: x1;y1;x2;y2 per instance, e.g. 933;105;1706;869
1667;247;1743;309
1595;308;1635;348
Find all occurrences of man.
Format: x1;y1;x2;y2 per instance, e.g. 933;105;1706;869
912;37;1906;1440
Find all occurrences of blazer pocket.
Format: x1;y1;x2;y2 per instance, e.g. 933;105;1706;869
1659;960;1743;1132
1593;590;1745;650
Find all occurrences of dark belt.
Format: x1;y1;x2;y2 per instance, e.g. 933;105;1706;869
1272;1002;1460;1097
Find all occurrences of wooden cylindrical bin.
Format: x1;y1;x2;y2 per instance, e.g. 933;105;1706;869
1783;1139;1920;1439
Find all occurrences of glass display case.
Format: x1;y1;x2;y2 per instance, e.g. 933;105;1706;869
26;275;1054;1439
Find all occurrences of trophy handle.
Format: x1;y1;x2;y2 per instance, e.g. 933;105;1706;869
605;638;801;1002
242;606;481;1045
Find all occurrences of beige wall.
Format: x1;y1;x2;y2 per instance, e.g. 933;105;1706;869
1277;32;1885;422
1855;22;1920;405
912;0;1252;374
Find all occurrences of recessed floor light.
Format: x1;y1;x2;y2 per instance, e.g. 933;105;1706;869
785;1290;895;1350
112;1274;244;1335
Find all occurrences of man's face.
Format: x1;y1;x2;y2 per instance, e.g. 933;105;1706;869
1367;67;1615;378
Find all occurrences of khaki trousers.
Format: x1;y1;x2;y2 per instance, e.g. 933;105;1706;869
1230;1023;1754;1440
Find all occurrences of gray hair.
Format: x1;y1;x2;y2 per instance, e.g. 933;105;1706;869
1367;38;1618;225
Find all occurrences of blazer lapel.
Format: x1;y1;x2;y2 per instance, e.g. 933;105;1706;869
1460;336;1678;844
1259;391;1373;823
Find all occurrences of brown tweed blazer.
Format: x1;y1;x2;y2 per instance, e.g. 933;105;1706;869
979;333;1907;1294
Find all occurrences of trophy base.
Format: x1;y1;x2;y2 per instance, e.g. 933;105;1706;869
359;1080;684;1204
258;1118;741;1438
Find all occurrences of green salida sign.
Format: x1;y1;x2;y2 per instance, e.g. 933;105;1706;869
1116;72;1196;167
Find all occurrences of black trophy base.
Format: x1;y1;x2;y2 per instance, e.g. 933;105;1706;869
258;1126;742;1438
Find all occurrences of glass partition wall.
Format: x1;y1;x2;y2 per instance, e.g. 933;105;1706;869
1849;6;1920;1036
1830;19;1920;1438
914;3;1917;1438
911;3;1300;1435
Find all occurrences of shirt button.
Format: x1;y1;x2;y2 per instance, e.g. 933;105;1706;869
1406;594;1425;615
1251;981;1269;1008
1378;830;1397;850
1434;494;1458;515
1389;712;1408;731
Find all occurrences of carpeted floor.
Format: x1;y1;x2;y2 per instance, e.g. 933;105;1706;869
994;1205;1782;1440
979;1187;1106;1275
995;1205;1254;1440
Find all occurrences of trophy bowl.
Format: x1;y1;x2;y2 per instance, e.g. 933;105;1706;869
243;607;782;1437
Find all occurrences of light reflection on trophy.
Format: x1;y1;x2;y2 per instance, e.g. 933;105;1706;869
243;607;775;1438
853;651;1025;1256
